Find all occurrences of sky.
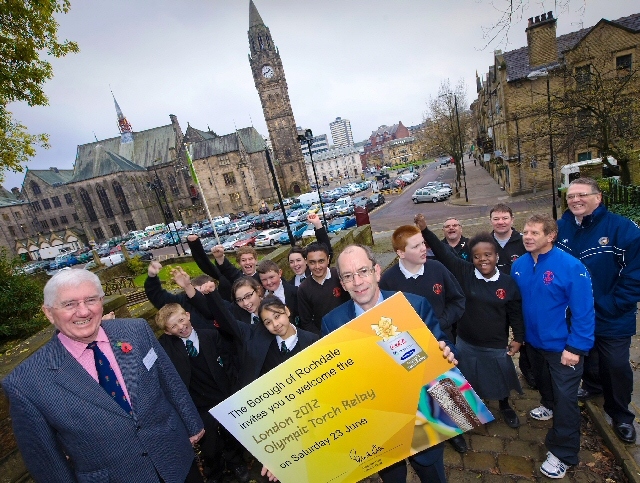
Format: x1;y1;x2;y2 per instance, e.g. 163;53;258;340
3;0;635;190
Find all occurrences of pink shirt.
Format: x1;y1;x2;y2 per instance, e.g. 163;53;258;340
58;327;131;404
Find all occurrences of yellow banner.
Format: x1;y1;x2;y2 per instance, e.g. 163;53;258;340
211;292;493;483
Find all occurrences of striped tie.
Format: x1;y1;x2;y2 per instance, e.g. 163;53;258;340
280;341;289;354
185;339;198;357
252;315;260;325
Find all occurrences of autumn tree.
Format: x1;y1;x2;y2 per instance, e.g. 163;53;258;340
421;79;472;192
0;0;79;182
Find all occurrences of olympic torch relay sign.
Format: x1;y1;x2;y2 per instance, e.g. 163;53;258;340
211;293;493;483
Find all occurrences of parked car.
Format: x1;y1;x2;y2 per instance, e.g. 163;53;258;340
130;250;153;261
327;216;357;233
278;222;307;244
301;223;316;238
287;209;308;223
412;187;448;203
233;231;258;249
222;234;243;251
369;193;385;207
269;212;286;228
254;214;274;230
49;253;79;270
19;260;50;274
255;228;285;247
228;220;251;234
438;155;454;166
353;197;375;213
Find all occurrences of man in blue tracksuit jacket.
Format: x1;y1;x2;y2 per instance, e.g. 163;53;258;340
512;214;594;478
556;177;640;444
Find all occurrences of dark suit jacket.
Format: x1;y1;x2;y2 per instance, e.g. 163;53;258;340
159;328;231;406
320;290;455;468
278;280;299;322
189;289;319;389
2;319;202;483
187;237;233;301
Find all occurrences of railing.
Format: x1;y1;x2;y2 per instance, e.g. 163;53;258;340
103;276;135;296
603;179;640;208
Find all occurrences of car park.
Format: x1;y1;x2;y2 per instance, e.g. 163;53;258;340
222;234;242;251
228;220;251;234
412;187;448;203
353;197;375;213
269;212;286;227
301;223;316;238
287;209;308;223
49;253;79;270
327;216;357;233
255;228;285;247
130;250;154;261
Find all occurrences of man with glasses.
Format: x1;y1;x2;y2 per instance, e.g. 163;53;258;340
2;269;205;482
441;217;470;260
321;244;456;483
557;177;640;444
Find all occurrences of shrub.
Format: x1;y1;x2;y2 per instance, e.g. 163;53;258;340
0;250;49;341
127;255;147;275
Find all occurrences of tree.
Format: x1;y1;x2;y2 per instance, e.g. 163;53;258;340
0;0;79;182
420;79;472;192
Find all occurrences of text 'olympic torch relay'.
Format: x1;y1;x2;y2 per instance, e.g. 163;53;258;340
211;293;493;483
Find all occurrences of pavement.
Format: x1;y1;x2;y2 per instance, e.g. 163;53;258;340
364;159;640;482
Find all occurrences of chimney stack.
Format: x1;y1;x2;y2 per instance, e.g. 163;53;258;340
526;10;558;68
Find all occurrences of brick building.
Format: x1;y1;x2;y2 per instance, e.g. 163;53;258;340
304;146;362;184
472;11;640;195
361;122;411;168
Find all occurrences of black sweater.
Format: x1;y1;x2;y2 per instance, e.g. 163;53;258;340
379;260;465;341
422;227;524;348
297;267;350;334
492;230;526;275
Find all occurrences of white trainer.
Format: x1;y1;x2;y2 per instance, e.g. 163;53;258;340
530;405;554;421
540;451;568;478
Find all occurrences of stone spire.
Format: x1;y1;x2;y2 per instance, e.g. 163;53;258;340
249;0;264;28
111;91;134;148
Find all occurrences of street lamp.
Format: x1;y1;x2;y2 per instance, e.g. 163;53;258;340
263;142;296;247
298;129;328;228
527;69;557;219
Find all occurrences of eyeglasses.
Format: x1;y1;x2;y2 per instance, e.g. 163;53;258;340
566;192;599;200
55;296;102;312
443;223;460;229
235;290;256;304
340;266;376;283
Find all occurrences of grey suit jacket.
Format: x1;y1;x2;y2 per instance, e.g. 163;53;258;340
2;319;203;483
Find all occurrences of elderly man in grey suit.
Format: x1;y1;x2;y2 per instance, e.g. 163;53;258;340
2;269;205;483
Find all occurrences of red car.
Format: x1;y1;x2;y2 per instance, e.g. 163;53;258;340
233;231;258;249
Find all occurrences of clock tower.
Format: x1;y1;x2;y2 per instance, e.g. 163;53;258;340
248;0;309;196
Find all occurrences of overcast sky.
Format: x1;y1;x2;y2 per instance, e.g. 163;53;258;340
3;0;634;190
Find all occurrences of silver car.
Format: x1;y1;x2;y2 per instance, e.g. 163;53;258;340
412;187;448;203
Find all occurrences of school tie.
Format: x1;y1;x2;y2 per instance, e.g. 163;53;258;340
252;315;260;325
280;341;289;354
87;342;132;415
185;339;198;357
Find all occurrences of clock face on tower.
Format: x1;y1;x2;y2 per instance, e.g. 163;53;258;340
261;65;274;79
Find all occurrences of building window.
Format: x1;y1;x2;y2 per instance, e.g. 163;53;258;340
8;226;15;236
79;188;98;222
64;193;73;205
577;152;592;162
168;174;180;196
51;196;61;207
223;172;236;186
15;211;21;219
575;65;591;88
96;185;114;218
50;218;58;227
72;213;79;221
60;215;68;224
230;192;243;209
30;181;41;195
2;213;8;221
616;54;632;76
125;219;136;231
94;227;105;240
31;201;41;212
112;181;130;214
41;219;49;229
109;223;121;236
219;155;231;166
42;199;51;210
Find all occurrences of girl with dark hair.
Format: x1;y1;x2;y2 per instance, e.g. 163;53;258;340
415;214;524;428
230;276;265;325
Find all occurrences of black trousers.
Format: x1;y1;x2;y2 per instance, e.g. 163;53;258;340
378;444;446;483
529;346;583;466
198;409;244;478
581;336;634;424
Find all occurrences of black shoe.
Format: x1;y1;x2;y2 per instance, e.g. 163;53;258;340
613;422;636;444
577;387;601;401
449;434;468;453
233;464;250;483
206;476;223;483
500;407;521;428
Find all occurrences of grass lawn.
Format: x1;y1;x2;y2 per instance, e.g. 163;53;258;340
133;261;206;287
